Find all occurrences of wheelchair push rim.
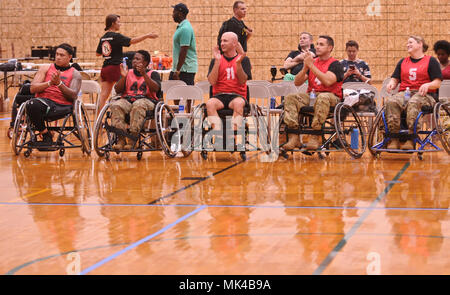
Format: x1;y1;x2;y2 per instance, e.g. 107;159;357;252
11;102;33;156
156;102;181;158
434;101;450;155
93;102;113;157
334;102;367;159
75;100;92;155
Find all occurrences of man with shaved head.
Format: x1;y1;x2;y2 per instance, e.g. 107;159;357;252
207;31;252;132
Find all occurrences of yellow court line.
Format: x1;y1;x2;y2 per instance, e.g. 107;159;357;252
2;188;50;204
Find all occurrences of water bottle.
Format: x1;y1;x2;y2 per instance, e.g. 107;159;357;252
270;97;276;109
122;57;128;69
351;128;359;149
178;98;185;113
310;89;316;100
158;57;163;70
404;87;411;103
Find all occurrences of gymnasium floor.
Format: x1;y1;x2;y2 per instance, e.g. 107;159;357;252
0;111;449;275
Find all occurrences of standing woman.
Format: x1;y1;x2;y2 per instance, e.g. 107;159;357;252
96;14;158;113
433;40;450;80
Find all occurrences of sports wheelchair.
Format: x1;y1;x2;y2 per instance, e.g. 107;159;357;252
11;99;92;157
7;80;33;139
367;101;450;160
190;84;272;161
93;94;182;160
279;102;366;159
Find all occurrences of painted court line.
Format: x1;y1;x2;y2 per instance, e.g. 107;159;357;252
80;205;206;275
312;162;411;275
1;189;49;205
148;153;257;204
1;201;449;212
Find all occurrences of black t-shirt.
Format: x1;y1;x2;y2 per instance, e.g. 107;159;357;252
217;17;249;52
96;32;131;67
208;55;252;80
391;56;442;81
285;47;316;75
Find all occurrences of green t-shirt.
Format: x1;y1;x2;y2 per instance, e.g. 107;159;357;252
172;19;198;73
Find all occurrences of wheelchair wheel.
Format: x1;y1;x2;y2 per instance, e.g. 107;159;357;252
254;105;272;154
367;106;386;158
11;103;32;156
186;103;206;156
334;103;366;159
93;103;114;157
75;100;92;155
433;101;450;154
155;102;181;158
7;126;13;139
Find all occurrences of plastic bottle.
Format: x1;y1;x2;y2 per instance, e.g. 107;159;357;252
351;128;359;149
270;97;276;109
178;98;185;113
404;87;411;103
122;57;128;69
310;89;316;101
158;57;163;70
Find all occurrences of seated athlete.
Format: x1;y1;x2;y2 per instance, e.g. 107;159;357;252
385;35;442;150
110;50;161;150
283;35;344;150
206;31;252;133
27;43;82;146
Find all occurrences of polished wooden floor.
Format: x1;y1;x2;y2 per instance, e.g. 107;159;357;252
0;111;449;275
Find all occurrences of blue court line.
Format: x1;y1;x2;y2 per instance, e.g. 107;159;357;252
9;230;450;275
79;205;206;275
1;201;449;211
0;117;11;121
312;161;411;275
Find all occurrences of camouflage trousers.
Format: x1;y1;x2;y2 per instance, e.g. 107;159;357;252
110;98;155;134
284;92;339;130
385;91;436;133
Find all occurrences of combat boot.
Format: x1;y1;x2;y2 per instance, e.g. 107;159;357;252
113;136;127;150
386;139;400;149
306;135;321;150
283;134;301;150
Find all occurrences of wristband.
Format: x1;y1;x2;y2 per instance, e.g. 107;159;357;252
47;81;51;87
57;81;63;87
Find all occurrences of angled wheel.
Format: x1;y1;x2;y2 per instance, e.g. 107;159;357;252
7;126;13;139
190;103;206;154
254;105;272;154
334;103;366;159
433;101;450;154
156;102;181;158
367;106;386;158
75;100;92;155
11;102;33;156
93;103;115;157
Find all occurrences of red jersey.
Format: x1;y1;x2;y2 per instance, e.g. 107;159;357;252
399;55;436;93
307;57;343;99
212;55;247;99
36;64;75;105
442;64;450;80
122;69;158;102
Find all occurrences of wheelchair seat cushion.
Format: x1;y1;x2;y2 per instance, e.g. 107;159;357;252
217;105;251;117
46;105;73;121
300;105;336;115
124;110;154;124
